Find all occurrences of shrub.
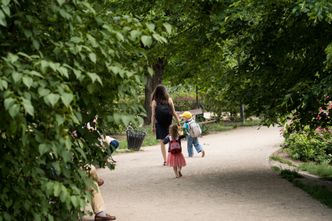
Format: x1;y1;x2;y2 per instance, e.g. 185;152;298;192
284;132;332;163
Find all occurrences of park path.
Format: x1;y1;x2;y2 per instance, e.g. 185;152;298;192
93;127;332;221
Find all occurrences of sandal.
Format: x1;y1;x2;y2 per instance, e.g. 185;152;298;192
95;213;116;221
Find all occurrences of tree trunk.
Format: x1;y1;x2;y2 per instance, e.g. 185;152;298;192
143;58;166;125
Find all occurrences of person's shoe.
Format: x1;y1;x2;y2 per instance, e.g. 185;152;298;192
95;213;116;220
201;150;205;158
97;178;104;186
179;171;182;177
163;161;166;166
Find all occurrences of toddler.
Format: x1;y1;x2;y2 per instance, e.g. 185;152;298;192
163;124;186;178
180;111;205;158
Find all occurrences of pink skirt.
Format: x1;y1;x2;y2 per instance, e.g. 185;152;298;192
166;152;186;167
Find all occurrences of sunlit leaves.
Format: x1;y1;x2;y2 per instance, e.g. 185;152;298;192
141;35;153;47
44;93;60;107
163;23;172;34
22;98;34;116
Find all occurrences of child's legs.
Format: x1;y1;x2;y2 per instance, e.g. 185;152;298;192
192;137;203;153
187;136;194;157
173;166;179;177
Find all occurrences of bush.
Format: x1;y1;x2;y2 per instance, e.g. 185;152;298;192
284;132;332;163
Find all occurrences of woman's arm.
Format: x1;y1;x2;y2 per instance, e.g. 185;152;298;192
151;100;156;133
168;97;180;125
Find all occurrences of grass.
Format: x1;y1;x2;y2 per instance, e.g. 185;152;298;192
202;119;261;135
270;155;295;167
272;167;332;208
293;179;332;208
299;162;332;180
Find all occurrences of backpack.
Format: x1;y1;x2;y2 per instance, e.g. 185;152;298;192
169;138;181;154
155;103;172;126
188;120;202;138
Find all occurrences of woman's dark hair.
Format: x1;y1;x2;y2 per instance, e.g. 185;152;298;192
151;84;169;104
169;124;179;138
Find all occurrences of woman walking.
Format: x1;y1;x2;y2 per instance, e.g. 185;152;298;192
151;84;180;166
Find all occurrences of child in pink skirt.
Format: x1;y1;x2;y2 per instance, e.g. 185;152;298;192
163;124;186;178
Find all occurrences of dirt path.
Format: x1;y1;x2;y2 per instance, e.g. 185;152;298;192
93;127;332;221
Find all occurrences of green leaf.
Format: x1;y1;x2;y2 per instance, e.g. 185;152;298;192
22;76;33;88
57;0;65;6
141;35;152;47
147;67;154;76
0;10;7;27
55;114;65;126
152;33;167;43
87;72;102;84
58;66;69;78
48;214;54;221
146;23;155;32
2;0;10;6
12;71;21;82
87;34;98;47
130;30;141;40
32;39;40;50
163;23;172;34
70;196;79;207
2;5;10;16
38;144;50;156
4;97;15;110
38;88;51;97
70;36;81;43
8;53;19;63
116;32;124;42
53;182;61;197
61;93;74;107
109;65;121;74
22;98;34;116
0;79;8;90
28;70;43;78
88;53;97;63
40;60;48;73
44;93;60;107
9;104;20;118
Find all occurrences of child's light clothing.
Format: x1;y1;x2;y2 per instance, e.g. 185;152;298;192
183;118;204;157
163;135;186;167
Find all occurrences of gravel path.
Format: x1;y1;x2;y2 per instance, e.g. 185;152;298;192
92;127;332;221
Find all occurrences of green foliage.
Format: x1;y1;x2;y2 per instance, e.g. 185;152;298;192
0;0;166;220
299;162;332;180
284;132;332;163
217;0;332;130
168;84;198;111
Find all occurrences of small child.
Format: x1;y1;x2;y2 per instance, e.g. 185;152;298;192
180;111;205;158
163;124;186;178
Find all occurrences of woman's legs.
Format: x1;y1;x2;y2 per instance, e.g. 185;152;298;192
160;140;167;165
